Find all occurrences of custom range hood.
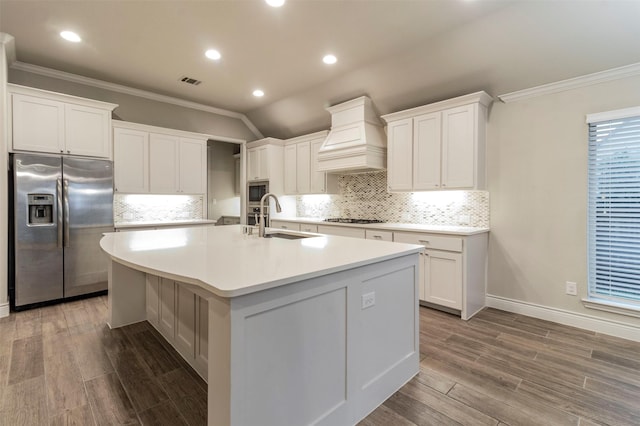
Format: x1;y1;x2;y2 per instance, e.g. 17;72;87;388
317;96;387;173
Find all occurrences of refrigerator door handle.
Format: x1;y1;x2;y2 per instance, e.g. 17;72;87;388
56;178;64;248
63;179;70;248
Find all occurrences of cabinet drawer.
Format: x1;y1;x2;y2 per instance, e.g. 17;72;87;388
300;224;318;233
270;221;300;231
365;229;393;242
394;231;462;252
317;225;366;239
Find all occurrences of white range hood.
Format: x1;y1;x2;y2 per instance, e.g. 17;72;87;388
317;96;387;173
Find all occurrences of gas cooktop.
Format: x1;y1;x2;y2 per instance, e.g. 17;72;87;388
323;218;386;224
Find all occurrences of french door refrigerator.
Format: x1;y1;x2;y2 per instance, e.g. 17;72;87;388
10;153;114;308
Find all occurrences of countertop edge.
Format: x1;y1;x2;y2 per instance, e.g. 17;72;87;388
271;217;489;235
114;219;217;229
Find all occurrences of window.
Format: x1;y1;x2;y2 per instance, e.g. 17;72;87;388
588;109;640;305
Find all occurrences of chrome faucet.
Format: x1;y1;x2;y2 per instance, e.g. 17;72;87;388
259;193;282;237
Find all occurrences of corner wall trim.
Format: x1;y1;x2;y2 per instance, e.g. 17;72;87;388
9;61;264;139
497;62;640;103
0;302;9;319
486;294;640;343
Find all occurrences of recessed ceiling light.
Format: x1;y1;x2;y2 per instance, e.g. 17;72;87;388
253;89;265;97
323;54;337;65
265;0;285;7
60;31;81;43
205;49;221;61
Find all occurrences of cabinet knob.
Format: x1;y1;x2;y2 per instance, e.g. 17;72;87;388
60;150;63;153
67;150;70;154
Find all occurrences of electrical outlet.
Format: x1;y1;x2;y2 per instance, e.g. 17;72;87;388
458;214;471;225
566;281;577;296
362;292;375;309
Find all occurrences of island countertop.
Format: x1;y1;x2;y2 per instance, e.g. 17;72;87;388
100;224;422;298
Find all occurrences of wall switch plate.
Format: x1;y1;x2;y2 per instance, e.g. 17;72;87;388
362;292;375;309
123;212;133;220
458;214;471;225
566;281;577;296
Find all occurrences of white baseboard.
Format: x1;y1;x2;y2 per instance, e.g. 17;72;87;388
486;294;640;343
0;302;9;318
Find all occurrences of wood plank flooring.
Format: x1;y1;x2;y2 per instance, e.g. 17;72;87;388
1;297;640;425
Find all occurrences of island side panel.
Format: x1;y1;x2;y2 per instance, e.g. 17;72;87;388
208;294;232;426
217;253;419;426
107;259;147;328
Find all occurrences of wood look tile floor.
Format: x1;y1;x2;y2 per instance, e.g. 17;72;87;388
1;297;640;425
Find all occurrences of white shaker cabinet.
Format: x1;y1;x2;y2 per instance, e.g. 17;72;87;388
246;138;284;194
283;141;311;195
113;121;207;195
113;127;149;193
145;276;209;380
382;91;492;192
149;133;179;193
283;131;337;195
9;84;117;158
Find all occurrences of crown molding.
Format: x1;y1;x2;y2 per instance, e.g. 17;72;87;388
498;62;640;103
10;61;264;139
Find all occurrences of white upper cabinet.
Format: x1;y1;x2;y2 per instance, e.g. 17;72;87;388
246;138;284;194
113;121;208;195
113;127;149;193
283;131;337;195
9;84;117;158
149;133;180;193
179;138;207;193
382;91;492;192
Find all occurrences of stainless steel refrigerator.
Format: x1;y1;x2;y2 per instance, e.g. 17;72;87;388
10;153;114;308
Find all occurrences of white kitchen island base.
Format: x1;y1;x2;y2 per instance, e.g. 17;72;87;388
102;226;421;425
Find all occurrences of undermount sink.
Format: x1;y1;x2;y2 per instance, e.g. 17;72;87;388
264;232;312;240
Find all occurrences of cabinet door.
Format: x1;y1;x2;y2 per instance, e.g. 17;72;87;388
179;138;206;193
317;225;365;239
283;144;297;194
113;127;149;193
424;249;462;309
175;284;196;357
12;93;65;154
247;148;261;181
296;141;311;194
64;104;111;158
413;112;442;190
149;133;179;193
258;146;269;180
310;139;326;193
441;104;475;189
194;295;209;378
386;119;413;191
158;278;176;340
146;275;160;327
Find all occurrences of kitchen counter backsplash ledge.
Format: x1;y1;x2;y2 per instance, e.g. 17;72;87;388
296;170;489;227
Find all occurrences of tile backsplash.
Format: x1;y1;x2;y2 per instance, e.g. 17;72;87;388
114;194;204;224
296;171;489;227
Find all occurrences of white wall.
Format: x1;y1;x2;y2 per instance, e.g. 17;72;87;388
487;74;640;332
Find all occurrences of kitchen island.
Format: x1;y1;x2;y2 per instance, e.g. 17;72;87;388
100;225;422;426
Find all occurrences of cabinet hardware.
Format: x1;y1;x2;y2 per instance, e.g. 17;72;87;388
418;239;430;244
373;235;382;239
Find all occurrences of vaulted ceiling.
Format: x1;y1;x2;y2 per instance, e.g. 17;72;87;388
2;0;640;139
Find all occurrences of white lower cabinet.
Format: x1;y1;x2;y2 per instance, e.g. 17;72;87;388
300;224;318;233
145;275;208;379
270;220;300;231
423;249;462;310
317;225;366;239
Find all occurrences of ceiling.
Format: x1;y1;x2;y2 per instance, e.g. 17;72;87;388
2;0;640;139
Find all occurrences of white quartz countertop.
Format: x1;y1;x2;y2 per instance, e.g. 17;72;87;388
100;225;422;298
272;217;489;235
114;219;217;229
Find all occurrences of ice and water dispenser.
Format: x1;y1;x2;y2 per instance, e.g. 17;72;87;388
27;194;54;225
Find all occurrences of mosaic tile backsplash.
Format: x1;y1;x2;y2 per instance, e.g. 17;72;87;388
114;194;204;224
296;171;489;227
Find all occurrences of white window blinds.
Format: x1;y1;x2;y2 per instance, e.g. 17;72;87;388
588;114;640;303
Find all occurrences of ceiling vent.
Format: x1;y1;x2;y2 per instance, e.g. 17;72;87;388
179;76;202;86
